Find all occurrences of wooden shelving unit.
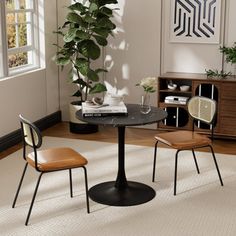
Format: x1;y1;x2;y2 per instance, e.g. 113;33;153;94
157;72;236;138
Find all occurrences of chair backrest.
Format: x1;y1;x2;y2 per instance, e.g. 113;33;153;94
19;115;42;149
187;96;217;125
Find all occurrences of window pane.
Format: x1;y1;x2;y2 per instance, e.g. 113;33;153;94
6;13;15;24
19;0;26;9
8;52;28;68
6;0;15;10
17;12;26;23
7;25;16;49
18;24;27;46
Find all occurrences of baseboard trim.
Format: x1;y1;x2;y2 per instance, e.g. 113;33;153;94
0;111;62;153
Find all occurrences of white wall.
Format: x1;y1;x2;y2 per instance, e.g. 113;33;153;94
161;0;224;73
105;0;162;108
57;0;82;121
0;0;59;137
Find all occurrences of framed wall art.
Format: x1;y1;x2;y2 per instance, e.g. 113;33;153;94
169;0;222;44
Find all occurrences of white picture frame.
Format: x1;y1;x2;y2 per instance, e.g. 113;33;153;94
169;0;222;44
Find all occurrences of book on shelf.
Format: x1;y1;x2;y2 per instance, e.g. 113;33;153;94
82;101;128;117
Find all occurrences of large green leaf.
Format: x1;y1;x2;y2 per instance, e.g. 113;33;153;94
55;57;70;66
100;7;112;17
89;83;107;94
84;14;96;24
97;17;115;29
66;12;82;24
78;40;101;60
76;30;90;39
75;58;89;76
63;28;78;42
94;35;107;46
98;0;118;7
68;2;87;13
93;27;109;38
89;2;98;12
87;69;99;81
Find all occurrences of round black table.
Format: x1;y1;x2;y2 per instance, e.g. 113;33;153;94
76;104;167;206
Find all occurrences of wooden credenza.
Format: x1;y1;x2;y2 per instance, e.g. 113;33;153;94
157;72;236;138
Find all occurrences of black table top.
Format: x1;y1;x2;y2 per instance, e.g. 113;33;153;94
76;104;167;127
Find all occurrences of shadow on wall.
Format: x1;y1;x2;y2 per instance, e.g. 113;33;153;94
104;0;161;105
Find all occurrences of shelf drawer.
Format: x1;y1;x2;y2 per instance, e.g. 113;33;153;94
220;117;236;135
220;100;236;117
221;83;236;100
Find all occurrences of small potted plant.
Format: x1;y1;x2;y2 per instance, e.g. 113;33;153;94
54;0;118;133
220;42;236;77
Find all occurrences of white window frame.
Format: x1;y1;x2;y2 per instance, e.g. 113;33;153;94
0;0;40;79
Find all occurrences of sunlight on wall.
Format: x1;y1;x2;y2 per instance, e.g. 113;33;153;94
172;46;208;73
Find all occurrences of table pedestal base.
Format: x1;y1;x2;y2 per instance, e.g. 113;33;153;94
89;181;156;206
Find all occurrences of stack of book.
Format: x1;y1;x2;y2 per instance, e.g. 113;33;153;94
82;102;128;117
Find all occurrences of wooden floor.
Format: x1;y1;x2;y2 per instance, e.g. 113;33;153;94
1;122;236;160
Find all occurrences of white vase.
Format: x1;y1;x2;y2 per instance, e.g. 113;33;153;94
140;93;151;114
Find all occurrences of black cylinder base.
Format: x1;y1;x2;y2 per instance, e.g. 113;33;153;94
89;181;156;206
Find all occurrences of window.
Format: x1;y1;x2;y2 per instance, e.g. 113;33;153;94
0;0;40;78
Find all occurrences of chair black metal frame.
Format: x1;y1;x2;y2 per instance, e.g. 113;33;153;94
12;115;90;225
152;96;224;195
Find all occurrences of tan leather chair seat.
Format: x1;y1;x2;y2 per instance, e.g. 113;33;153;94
27;147;88;171
155;130;211;150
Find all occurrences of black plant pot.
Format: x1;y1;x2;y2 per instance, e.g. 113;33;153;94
69;101;98;134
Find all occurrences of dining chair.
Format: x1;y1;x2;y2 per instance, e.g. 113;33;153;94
152;96;223;195
12;115;90;225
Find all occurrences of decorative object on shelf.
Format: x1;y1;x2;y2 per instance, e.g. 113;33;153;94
205;69;231;78
167;80;177;90
136;77;157;114
53;0;118;133
220;42;236;77
170;0;222;44
179;85;190;92
165;96;189;105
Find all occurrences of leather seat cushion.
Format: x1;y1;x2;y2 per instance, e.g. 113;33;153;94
27;147;87;171
155;130;211;150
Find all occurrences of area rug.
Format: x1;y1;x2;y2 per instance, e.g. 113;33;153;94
1;136;236;236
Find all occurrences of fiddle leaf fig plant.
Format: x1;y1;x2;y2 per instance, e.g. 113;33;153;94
54;0;118;102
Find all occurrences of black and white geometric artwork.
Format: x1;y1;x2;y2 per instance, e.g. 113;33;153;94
170;0;221;43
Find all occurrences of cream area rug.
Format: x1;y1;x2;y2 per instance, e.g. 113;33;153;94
1;136;236;236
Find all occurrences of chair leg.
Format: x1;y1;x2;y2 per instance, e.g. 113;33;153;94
208;145;224;186
25;173;43;226
192;149;200;174
82;166;90;214
12;163;28;208
69;169;73;198
174;150;180;196
152;141;158;182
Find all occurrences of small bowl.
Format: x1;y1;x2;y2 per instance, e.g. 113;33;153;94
180;85;190;92
167;84;177;90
